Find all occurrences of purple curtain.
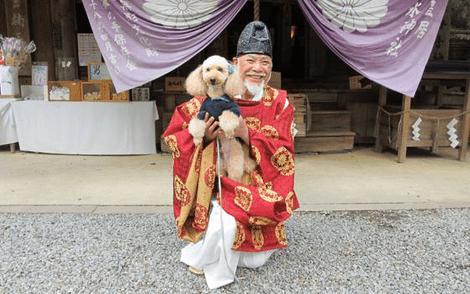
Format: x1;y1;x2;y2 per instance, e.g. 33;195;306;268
298;0;448;97
82;0;247;92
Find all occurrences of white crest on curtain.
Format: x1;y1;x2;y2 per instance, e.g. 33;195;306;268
142;0;219;28
317;0;389;33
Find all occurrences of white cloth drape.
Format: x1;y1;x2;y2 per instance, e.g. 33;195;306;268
0;99;19;145
11;101;158;155
180;200;275;289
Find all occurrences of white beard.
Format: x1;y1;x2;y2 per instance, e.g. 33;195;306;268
243;81;265;101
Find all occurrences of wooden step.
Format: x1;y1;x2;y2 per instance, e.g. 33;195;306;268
295;131;355;153
310;110;351;132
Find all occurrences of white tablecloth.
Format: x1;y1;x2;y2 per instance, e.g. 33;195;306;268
0;99;19;145
11;101;159;155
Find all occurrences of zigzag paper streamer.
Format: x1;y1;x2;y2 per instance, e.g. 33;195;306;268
412;117;422;141
446;118;459;148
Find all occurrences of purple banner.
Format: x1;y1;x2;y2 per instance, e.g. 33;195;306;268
82;0;247;92
298;0;448;97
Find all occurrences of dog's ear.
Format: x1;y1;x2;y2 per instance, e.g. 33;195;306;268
224;68;245;97
185;65;207;96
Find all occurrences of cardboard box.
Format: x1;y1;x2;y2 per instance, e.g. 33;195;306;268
21;85;48;100
111;90;129;101
82;81;107;101
165;77;185;92
47;81;82;101
104;81;129;101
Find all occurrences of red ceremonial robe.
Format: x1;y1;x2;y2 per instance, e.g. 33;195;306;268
163;85;300;252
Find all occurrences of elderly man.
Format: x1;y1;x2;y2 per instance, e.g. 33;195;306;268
163;21;299;289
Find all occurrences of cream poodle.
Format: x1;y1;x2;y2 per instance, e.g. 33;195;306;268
185;55;256;182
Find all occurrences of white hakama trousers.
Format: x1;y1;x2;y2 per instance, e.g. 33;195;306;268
180;200;275;289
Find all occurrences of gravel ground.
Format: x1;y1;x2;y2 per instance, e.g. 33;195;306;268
0;209;469;294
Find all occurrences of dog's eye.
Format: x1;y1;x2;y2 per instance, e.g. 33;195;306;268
217;67;223;72
206;68;210;72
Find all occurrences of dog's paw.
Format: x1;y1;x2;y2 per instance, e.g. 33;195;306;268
189;118;206;138
244;157;257;173
193;136;203;146
219;111;239;139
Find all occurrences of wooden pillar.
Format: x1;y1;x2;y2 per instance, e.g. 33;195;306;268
281;3;292;73
374;86;387;153
436;84;444;107
307;25;327;77
441;8;451;61
458;79;470;161
30;0;55;81
0;0;7;35
397;95;412;163
50;0;77;81
3;0;32;76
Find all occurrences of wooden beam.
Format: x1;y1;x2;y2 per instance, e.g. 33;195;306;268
458;79;470;161
374;86;387;153
397;95;412;163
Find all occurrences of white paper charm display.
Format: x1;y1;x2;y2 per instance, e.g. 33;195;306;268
411;117;422;141
49;86;70;101
0;66;20;95
446;118;459;148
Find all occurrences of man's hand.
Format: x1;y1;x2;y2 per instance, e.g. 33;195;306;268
204;114;249;144
233;116;249;144
203;112;220;141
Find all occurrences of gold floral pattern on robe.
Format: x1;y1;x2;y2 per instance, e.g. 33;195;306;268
194;148;203;174
249;216;276;226
251;225;265;250
271;147;295;176
234;186;253;212
174;175;191;207
258;182;283;202
183;98;201;118
164;135;180;159
251;170;264;186
251;145;261;165
275;222;287;246
203;165;216;188
260;125;279;140
193;202;209;230
176;217;185;238
232;221;246;250
262;87;279;106
245;117;261;131
286;191;295;214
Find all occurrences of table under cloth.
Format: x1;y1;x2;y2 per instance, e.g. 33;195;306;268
11;100;159;155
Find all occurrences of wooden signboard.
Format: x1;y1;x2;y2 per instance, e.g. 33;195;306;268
165;77;185;92
4;0;31;76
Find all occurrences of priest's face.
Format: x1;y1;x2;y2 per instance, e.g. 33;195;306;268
233;54;272;97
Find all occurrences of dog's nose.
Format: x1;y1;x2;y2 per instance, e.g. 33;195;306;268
210;78;216;85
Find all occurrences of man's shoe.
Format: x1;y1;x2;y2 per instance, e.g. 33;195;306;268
188;266;204;275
